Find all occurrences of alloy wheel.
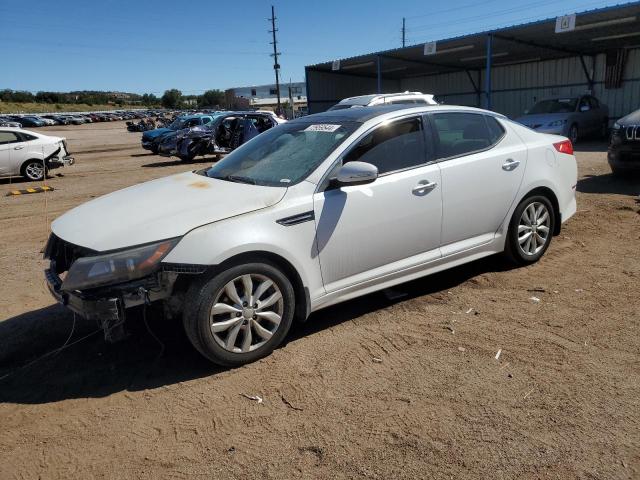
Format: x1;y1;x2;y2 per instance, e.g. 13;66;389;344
517;201;551;256
209;274;283;353
25;162;45;181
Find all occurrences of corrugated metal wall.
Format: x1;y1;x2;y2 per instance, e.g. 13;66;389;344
306;69;400;113
308;48;640;120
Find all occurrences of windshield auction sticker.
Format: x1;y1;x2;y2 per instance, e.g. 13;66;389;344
304;124;341;132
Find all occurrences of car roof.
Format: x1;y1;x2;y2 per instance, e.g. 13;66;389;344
290;104;502;124
289;105;415;123
337;92;432;106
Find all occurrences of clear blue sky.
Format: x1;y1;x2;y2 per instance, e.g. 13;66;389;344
0;0;625;95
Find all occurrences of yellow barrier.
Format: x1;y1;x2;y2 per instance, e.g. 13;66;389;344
6;186;55;196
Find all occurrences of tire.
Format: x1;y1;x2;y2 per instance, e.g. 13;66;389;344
568;124;579;144
21;160;46;181
151;144;159;154
183;262;295;367
178;153;195;162
504;195;555;266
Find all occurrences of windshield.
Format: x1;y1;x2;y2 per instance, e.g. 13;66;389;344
205;121;360;186
528;98;577;114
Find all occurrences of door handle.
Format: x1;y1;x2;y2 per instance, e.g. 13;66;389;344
502;158;520;171
14;145;24;150
412;180;437;195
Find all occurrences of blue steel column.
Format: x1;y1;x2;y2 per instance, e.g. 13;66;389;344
484;34;493;110
376;55;382;94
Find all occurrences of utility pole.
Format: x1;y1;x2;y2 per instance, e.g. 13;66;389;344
269;5;281;115
402;17;406;48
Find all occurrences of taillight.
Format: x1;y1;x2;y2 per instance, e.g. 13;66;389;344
553;140;574;155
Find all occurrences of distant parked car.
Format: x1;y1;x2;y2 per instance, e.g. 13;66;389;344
328;92;438;111
14;116;46;128
0;117;22;128
608;108;640;175
0;127;74;181
515;95;609;144
166;111;285;161
141;114;217;154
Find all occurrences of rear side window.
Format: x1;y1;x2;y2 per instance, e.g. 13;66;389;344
0;131;20;145
431;113;502;159
343;117;426;174
485;116;505;144
19;133;38;142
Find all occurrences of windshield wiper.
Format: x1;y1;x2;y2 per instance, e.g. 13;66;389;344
210;174;256;185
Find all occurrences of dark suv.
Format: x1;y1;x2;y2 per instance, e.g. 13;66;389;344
608;108;640;174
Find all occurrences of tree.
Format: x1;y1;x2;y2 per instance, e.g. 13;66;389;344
199;89;225;108
161;89;183;108
141;93;158;106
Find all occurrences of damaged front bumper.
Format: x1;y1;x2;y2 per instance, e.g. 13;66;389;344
45;263;178;343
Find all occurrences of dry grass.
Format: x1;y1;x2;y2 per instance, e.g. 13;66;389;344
0;102;147;114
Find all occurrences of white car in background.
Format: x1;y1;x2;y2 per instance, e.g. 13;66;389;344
0;127;74;181
45;105;576;367
328;91;438;110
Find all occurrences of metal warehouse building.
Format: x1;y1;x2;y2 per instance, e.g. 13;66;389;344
305;2;640;122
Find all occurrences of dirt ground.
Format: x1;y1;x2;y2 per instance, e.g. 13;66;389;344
0;121;638;479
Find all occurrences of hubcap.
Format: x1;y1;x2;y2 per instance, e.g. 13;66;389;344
517;202;551;256
25;162;44;180
209;274;283;353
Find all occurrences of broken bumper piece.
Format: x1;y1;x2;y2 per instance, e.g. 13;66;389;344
45;268;127;342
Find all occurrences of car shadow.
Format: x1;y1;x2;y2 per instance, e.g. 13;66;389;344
577;173;639;196
573;140;608;153
0;255;514;405
130;153;155;157
0;176;34;185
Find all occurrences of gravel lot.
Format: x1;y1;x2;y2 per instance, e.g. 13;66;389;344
0;121;638;479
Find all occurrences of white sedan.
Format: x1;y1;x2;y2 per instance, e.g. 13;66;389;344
45;105;577;366
0;127;74;181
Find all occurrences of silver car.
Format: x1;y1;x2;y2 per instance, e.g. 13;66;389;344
515;95;609;144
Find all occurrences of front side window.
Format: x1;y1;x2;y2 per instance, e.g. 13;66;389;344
343;117;426;174
0;131;20;145
205;121;359;186
431;113;501;159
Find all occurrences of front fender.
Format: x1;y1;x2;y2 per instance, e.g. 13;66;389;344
163;199;325;302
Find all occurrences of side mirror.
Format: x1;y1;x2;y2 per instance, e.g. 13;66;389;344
336;161;378;186
580;105;590;112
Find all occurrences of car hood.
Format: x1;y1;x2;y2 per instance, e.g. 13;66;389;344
51;171;286;251
143;128;172;140
514;113;570;126
619;109;640;125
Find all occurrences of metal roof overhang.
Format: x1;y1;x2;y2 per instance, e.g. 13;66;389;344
306;2;640;81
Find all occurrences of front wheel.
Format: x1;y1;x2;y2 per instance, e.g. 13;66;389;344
568;124;579;144
22;160;46;181
183;262;295;367
504;195;555;265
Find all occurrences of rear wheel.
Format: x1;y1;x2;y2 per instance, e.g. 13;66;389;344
504;195;555;265
22;160;46;181
183;262;295;367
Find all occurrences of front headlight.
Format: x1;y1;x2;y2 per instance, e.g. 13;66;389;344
547;119;567;127
62;238;179;291
612;122;621;130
